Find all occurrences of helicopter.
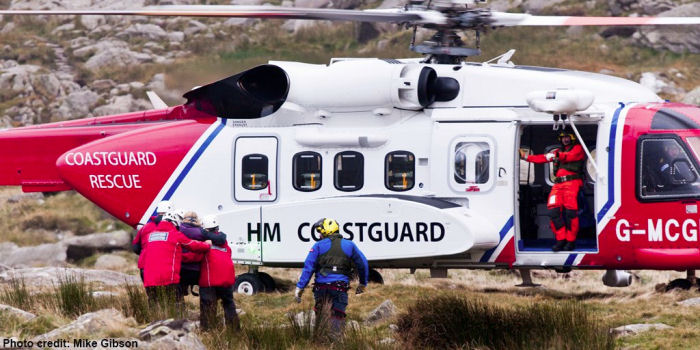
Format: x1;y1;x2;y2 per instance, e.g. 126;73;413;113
1;0;700;294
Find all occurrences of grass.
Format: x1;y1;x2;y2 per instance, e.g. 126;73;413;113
396;294;614;349
0;188;130;246
53;274;96;317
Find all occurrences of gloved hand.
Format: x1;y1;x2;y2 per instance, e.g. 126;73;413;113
519;149;528;160
294;287;304;303
545;152;557;161
355;284;366;295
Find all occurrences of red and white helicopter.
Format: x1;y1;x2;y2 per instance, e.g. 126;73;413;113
2;0;700;294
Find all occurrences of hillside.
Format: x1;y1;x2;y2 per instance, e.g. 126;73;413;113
1;0;700;349
0;0;699;128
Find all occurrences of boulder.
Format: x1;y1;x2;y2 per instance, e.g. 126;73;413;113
639;72;684;96
139;319;198;341
0;267;140;287
611;323;672;337
639;0;676;16
291;310;316;328
0;303;37;322
522;0;566;14
30;73;62;98
34;309;136;341
118;23;169;40
677;297;700;307
0;242;67;268
488;0;523;12
636;3;700;53
94;95;152;116
6;192;44;203
184;20;208;36
64;230;131;260
90;79;116;92
145;332;205;350
364;299;396;325
55;90;100;119
166;31;185;42
80;15;106;30
84;48;153;70
0;64;42;96
94;254;129;270
682;86;700;106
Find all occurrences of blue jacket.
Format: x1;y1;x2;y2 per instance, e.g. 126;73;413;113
297;237;369;289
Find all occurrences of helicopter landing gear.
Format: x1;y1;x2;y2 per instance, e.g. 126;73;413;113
234;266;277;295
234;273;264;295
258;272;277;292
515;268;541;287
368;268;384;284
664;269;697;292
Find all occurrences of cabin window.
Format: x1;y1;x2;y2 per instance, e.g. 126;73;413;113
638;137;700;200
385;151;415;191
454;142;490;184
242;154;268;190
334;151;363;191
293;152;322;191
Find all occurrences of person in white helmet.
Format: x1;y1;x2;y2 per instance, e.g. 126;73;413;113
198;215;240;331
132;200;173;281
142;210;211;313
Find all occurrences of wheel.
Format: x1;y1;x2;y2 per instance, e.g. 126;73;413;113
665;278;692;291
234;273;264;295
368;268;384;284
258;272;277;292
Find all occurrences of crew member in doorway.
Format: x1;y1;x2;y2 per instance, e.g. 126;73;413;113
520;131;585;251
294;218;369;336
132;200;172;281
142;210;211;314
198;215;240;331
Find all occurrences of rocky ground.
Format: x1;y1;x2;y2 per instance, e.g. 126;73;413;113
1;188;700;349
0;0;699;128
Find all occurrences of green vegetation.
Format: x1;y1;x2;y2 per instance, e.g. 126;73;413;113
0;188;129;246
396;294;614;349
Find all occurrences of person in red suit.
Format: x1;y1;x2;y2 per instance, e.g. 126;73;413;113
132;200;172;281
521;131;585;251
198;214;240;331
142;210;211;313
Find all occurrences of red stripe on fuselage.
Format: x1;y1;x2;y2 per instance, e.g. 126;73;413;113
56;117;216;226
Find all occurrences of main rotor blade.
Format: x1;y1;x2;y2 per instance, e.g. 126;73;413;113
491;12;700;27
0;5;443;25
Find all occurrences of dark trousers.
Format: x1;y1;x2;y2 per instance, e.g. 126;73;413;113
179;269;200;296
313;283;349;336
146;284;184;317
200;286;240;331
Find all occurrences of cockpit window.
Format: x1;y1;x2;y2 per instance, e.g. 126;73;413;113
650;109;700;130
688;137;700;163
638;137;700;200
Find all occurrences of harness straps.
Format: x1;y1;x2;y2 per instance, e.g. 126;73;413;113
317;234;353;277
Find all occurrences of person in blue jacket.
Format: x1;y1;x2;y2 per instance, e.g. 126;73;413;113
294;218;369;335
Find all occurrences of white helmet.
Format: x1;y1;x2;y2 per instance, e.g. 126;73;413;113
162;210;183;227
202;215;219;230
156;200;173;214
175;208;187;220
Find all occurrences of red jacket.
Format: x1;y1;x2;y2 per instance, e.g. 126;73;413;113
143;221;210;287
526;144;584;177
199;233;236;288
132;216;157;269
